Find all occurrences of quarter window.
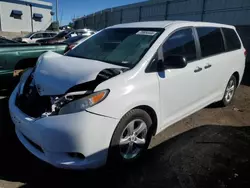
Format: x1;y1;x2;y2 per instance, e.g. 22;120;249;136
222;28;241;51
163;28;197;62
197;27;225;58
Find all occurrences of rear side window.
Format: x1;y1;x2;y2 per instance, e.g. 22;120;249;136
197;27;225;58
43;33;51;38
163;28;197;62
32;33;43;39
50;33;57;37
222;28;241;51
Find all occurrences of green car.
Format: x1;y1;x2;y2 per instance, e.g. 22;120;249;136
0;43;67;89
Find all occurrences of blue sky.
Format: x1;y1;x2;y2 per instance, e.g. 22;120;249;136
46;0;147;25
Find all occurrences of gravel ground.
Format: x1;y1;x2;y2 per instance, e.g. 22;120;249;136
0;65;249;188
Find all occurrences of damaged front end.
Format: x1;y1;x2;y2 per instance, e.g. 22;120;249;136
16;68;127;118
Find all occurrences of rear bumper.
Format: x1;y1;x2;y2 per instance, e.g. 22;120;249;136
9;85;119;170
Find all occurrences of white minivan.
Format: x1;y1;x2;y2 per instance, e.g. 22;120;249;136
9;21;246;170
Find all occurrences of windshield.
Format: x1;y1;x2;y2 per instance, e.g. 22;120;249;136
24;32;34;38
66;28;164;67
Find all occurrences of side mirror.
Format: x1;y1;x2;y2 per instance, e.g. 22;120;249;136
157;55;187;71
165;55;187;69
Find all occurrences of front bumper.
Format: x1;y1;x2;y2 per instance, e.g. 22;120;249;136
9;85;119;170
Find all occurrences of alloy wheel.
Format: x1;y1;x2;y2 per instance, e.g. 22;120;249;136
119;119;148;159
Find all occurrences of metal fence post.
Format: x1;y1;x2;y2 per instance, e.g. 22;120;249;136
120;9;123;23
201;0;206;21
165;1;169;20
105;11;108;28
93;13;96;30
139;6;142;21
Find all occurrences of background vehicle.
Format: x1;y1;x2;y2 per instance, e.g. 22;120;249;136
73;29;95;37
0;43;67;89
37;29;95;44
9;21;245;170
0;36;19;44
63;35;88;52
36;30;72;44
13;31;58;43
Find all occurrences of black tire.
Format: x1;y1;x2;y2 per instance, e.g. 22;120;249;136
108;109;153;165
220;75;237;107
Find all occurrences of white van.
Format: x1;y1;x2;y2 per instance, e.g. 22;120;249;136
9;21;246;170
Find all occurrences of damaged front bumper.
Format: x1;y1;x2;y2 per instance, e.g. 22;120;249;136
9;85;119;170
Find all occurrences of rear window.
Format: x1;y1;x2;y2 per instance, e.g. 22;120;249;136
197;27;225;58
222;28;241;51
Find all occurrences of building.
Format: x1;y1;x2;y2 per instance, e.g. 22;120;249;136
0;0;53;32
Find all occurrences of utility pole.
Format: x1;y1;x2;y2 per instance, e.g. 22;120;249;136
30;4;33;32
56;0;58;24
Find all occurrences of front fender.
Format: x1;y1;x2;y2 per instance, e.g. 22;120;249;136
87;72;161;122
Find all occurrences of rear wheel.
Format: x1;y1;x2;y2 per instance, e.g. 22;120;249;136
108;109;153;164
220;75;237;106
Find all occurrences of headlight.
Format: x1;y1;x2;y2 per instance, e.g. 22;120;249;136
52;89;109;115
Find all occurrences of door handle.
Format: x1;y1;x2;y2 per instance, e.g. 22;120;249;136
194;67;202;73
204;64;212;69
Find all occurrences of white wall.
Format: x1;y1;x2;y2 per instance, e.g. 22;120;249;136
0;1;32;32
0;0;52;32
32;6;52;31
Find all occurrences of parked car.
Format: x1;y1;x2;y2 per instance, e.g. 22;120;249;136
37;29;94;44
72;29;95;37
13;31;58;43
9;21;246;170
0;43;68;89
36;30;72;44
63;35;88;52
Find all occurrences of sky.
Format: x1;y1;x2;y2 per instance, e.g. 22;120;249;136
45;0;147;25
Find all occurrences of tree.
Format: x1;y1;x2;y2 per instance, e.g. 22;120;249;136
68;22;74;29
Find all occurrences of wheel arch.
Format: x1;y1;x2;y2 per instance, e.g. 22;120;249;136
132;105;158;136
232;71;240;87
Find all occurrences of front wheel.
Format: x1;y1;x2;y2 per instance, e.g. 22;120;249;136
108;109;153;164
220;75;237;106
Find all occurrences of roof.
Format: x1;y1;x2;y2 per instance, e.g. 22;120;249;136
109;21;235;29
36;31;57;33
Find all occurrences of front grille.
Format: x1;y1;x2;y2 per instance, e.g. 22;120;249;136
16;75;51;118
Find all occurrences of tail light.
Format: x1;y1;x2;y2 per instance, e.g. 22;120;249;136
244;50;247;57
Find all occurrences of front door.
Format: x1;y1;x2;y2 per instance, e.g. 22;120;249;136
158;28;205;130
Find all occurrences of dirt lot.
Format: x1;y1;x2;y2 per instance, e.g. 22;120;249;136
0;64;249;188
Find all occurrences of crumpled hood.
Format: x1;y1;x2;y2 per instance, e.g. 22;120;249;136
33;51;124;96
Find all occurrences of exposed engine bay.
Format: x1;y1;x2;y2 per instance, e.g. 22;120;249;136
16;67;128;118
